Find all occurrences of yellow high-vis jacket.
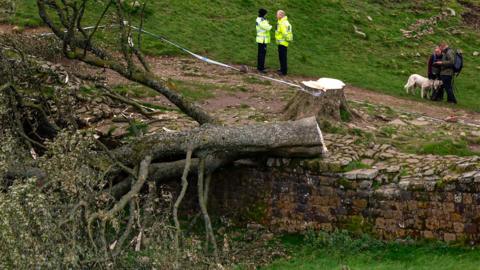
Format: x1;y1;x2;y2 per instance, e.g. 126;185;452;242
256;17;272;44
275;16;293;47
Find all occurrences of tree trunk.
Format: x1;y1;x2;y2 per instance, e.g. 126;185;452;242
112;117;326;166
109;145;324;199
283;83;352;123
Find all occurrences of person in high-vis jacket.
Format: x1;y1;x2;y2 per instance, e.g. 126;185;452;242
256;8;272;73
275;10;293;76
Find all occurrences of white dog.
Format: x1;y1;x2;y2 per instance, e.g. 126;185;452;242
404;74;443;99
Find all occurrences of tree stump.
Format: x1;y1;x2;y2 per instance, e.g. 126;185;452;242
283;78;353;124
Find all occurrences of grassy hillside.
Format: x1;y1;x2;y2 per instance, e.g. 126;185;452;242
8;0;480;111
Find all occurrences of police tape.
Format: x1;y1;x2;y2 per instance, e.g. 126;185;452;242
37;25;480;128
38;24;321;96
127;26;323;96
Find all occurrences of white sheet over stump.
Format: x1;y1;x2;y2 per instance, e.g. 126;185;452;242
283;78;352;123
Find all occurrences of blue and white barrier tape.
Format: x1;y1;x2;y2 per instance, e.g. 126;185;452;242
38;24;324;96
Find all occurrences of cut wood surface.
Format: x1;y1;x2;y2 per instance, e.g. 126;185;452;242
284;80;353;123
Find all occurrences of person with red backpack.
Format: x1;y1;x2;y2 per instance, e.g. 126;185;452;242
431;42;457;104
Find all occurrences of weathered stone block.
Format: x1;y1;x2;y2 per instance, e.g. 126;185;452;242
444;203;455;213
455;203;465;214
359;180;373;190
423;230;435;239
454;222;464;233
444;233;456;242
344;169;379;180
465;223;478;235
474;173;480;183
352;199;368;209
399;180;410;190
451;213;463;222
407;201;417;211
426;218;440;230
463;194;473;204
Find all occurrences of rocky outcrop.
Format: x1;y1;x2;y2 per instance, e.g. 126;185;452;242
401;10;457;39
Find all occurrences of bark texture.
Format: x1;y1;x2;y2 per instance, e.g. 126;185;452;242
284;85;352;123
112;117;325;166
110;146;324;199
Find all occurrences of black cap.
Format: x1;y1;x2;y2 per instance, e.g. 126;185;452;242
259;8;267;17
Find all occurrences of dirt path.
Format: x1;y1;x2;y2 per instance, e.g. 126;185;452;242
344;86;480;126
0;24;51;35
142;55;480;127
2;24;480;127
54;54;480;127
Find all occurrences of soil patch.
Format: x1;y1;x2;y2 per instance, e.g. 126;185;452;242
0;24;51;34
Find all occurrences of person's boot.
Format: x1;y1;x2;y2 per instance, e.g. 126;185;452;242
448;100;457;104
257;69;267;74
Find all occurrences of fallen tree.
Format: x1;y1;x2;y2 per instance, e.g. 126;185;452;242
112;116;325;166
0;1;330;268
37;0;215;125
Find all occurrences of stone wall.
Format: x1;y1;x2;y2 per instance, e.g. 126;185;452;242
209;134;480;243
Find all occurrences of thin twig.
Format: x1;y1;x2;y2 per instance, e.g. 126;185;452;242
98;84;161;117
84;0;113;56
112;200;135;257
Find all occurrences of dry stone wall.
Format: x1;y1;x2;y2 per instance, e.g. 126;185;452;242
210;134;480;243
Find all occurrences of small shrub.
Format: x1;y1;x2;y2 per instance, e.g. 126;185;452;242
127;120;149;137
340;107;352;122
305;230;384;257
321;120;346;134
349;128;374;143
379;126;397;138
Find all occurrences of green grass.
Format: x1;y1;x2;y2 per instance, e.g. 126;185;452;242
112;80;215;101
171;80;216;101
126;120;149;137
243;76;273;85
379;126;398;138
264;231;480;270
113;84;158;98
342;161;371;172
417;139;479;156
7;1;43;27
10;1;480;112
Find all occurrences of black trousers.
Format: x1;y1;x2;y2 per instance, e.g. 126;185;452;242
278;45;288;75
257;43;267;71
433;75;457;104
